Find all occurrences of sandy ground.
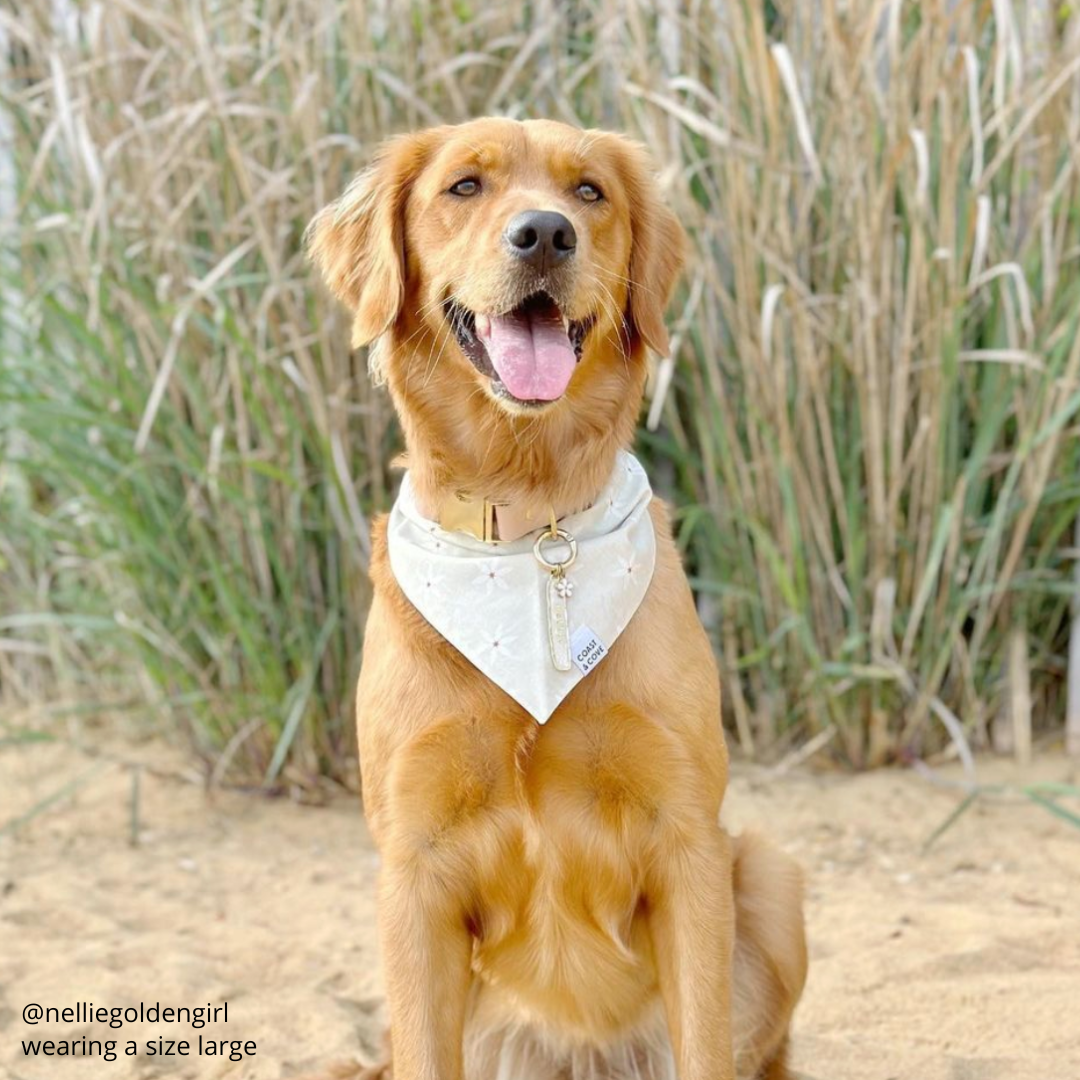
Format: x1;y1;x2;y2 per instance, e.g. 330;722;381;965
1;737;1079;1080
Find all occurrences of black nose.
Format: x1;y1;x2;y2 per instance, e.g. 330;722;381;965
504;210;577;269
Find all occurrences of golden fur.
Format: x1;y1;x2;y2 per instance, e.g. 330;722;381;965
306;118;807;1080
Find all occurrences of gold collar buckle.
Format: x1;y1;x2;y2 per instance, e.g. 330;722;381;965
439;493;503;542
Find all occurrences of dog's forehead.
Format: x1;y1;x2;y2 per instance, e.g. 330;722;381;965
426;120;607;184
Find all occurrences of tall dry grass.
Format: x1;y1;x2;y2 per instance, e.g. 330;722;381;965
2;1;1078;783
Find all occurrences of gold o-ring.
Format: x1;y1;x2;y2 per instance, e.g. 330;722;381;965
533;528;577;572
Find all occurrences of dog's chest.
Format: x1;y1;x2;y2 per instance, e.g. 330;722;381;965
385;704;695;1033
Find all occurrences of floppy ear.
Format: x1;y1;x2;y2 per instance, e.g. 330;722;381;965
305;132;435;348
618;141;687;357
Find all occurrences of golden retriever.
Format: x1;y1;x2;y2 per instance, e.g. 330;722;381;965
306;117;807;1080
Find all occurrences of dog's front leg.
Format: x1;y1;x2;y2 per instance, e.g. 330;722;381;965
648;826;736;1080
378;864;472;1080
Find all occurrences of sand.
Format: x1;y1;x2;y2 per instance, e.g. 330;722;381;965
2;736;1079;1080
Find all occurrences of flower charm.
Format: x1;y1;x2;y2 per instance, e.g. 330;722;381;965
554;576;575;599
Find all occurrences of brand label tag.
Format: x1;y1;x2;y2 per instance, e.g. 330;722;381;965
570;625;607;676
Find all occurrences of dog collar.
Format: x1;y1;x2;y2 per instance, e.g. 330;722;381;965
387;451;656;723
424;491;589;544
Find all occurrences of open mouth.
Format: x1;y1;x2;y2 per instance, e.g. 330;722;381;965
444;292;594;406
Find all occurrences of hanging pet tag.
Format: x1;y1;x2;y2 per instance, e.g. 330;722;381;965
534;526;577;672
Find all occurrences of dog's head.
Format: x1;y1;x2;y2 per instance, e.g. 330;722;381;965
308;118;684;422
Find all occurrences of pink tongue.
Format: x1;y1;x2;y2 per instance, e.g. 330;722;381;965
482;307;576;402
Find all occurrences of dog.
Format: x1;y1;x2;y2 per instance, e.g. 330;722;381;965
306;117;807;1080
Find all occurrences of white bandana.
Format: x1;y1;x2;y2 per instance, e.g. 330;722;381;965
387;452;657;723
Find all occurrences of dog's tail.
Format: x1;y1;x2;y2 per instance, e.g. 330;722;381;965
731;832;808;1080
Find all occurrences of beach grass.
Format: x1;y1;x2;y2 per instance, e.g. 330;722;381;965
2;1;1078;783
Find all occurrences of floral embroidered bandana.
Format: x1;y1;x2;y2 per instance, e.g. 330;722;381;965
387;452;657;724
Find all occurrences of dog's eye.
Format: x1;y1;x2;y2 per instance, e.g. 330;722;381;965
448;177;481;197
577;182;603;203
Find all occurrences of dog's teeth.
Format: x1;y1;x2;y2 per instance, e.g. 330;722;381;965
475;314;491;338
